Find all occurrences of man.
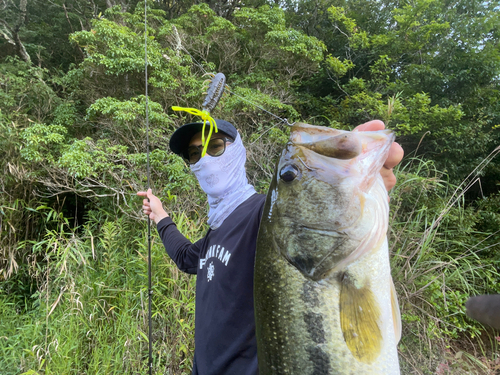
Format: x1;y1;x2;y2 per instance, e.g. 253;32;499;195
138;119;404;375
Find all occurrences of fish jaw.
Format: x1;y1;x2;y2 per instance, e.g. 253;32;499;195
264;126;393;281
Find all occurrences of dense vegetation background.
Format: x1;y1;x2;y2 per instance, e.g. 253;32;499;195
1;0;499;373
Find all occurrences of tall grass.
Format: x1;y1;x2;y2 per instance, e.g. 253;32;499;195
0;206;204;374
390;155;500;374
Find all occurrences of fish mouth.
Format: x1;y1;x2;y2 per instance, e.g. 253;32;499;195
275;223;350;281
288;124;395;192
291;123;394;162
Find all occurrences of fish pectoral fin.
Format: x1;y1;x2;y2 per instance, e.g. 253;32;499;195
391;277;402;344
340;274;382;364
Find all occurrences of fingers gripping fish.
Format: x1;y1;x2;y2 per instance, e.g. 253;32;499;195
254;123;402;375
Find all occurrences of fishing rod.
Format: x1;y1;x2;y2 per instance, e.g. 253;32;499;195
144;1;152;374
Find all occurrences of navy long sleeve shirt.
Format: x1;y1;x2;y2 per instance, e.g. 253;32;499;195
157;193;266;375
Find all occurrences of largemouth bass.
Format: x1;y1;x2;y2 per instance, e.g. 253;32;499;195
254;123;401;375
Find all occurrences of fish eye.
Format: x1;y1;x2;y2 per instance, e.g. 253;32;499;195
279;164;300;183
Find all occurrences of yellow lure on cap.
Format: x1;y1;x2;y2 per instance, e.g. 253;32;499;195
171;106;218;158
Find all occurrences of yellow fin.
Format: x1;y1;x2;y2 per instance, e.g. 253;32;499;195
391;278;402;343
340;275;382;364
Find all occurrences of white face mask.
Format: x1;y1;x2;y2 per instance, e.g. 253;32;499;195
190;133;246;198
190;133;256;229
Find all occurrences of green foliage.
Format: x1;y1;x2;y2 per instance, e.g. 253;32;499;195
0;58;60;123
86;96;169;127
21;123;68;163
224;86;299;122
265;28;324;61
325;55;354;78
327;6;354;31
71;16;148;76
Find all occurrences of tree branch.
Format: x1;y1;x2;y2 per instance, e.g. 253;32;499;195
62;2;85;60
0;18;15;44
1;0;31;63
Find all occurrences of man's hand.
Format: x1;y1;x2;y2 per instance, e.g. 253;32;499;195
137;188;169;224
354;120;404;192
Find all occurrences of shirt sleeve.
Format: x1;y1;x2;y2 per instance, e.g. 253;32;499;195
156;217;202;275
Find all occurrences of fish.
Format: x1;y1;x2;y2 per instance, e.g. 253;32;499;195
254;122;401;375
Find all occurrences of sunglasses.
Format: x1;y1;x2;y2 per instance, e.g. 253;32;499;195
184;137;233;165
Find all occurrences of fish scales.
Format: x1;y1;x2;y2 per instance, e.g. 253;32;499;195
254;123;401;375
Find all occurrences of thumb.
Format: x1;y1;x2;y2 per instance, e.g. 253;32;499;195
147;188;153;200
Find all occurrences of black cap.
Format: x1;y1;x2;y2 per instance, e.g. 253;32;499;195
169;119;238;157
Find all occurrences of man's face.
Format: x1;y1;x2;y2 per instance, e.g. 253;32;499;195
185;130;234;165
